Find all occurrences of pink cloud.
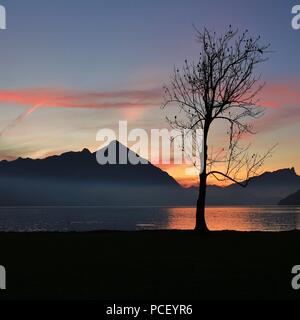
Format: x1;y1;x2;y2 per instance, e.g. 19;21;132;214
260;81;300;109
0;79;299;137
0;87;162;109
0;87;162;136
255;104;300;133
255;80;300;132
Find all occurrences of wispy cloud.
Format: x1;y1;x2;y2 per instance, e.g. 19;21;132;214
0;102;45;137
260;81;300;108
256;104;300;133
256;80;300;132
0;79;299;137
0;87;161;108
0;87;162;136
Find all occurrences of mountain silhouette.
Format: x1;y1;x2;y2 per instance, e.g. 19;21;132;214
278;188;300;205
0;140;182;206
217;167;300;205
0;141;298;206
185;167;300;205
0;140;180;187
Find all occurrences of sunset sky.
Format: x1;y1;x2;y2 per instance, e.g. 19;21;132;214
0;0;299;186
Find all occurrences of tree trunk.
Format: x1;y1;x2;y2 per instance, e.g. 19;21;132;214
194;124;209;232
195;171;209;231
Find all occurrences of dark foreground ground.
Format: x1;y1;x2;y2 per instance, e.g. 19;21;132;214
0;231;300;300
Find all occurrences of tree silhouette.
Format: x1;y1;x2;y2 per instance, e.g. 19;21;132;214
163;27;275;232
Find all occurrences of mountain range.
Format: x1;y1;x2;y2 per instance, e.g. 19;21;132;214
278;189;300;205
205;166;300;205
0;140;299;206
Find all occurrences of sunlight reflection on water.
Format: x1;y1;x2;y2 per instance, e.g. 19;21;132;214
0;206;299;232
166;206;300;231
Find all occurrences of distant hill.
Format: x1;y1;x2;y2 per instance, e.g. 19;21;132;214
278;189;300;205
183;167;300;205
0;141;299;206
215;167;300;205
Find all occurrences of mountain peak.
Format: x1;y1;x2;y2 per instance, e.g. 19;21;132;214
252;167;297;179
290;167;296;174
97;140;148;165
106;139;130;150
269;167;297;176
81;148;91;154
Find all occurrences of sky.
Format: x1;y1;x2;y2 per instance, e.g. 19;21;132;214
0;0;299;186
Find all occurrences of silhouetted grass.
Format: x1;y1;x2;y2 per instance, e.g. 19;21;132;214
0;230;299;300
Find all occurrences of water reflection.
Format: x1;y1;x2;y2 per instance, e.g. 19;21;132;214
0;206;299;232
166;206;300;231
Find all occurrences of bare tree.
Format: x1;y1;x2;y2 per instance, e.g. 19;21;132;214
163;26;275;232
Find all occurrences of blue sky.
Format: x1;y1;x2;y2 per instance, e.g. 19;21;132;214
0;0;299;89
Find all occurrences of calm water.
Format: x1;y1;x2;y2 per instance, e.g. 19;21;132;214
0;206;299;232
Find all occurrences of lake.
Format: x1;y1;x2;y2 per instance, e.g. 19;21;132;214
0;206;299;232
